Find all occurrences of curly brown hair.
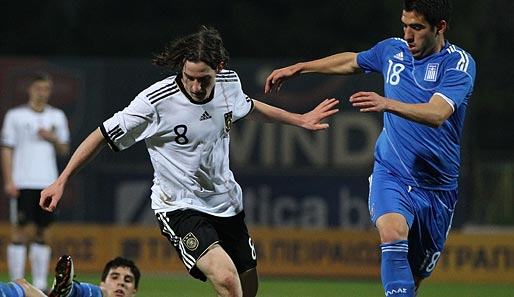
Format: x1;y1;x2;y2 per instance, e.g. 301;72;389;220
153;26;230;72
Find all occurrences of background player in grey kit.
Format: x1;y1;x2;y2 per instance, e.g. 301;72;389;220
265;0;475;296
1;72;70;292
40;26;339;297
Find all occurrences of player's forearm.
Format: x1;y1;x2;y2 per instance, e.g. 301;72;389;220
248;100;302;126
385;97;452;128
58;128;107;182
0;147;14;184
298;52;362;75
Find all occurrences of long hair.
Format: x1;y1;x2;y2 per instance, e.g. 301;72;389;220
101;257;141;289
403;0;452;28
153;26;230;72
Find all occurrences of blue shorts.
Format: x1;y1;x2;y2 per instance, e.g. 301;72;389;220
368;162;458;278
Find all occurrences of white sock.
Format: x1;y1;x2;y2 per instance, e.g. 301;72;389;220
29;243;51;291
7;243;27;280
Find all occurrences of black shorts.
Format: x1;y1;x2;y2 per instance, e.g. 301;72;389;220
15;189;54;227
156;209;257;281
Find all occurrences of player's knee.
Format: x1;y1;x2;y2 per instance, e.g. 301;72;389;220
376;215;409;243
209;268;241;295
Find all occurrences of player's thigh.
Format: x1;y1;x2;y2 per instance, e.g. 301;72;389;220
212;211;257;274
19;189;54;228
156;209;221;281
368;165;415;227
196;244;238;277
408;188;457;278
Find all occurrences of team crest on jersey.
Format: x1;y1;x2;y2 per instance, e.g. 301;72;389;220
424;63;439;82
224;111;233;133
183;232;199;251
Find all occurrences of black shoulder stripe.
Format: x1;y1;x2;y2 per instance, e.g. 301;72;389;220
147;83;175;97
150;88;180;104
216;71;238;83
147;83;180;104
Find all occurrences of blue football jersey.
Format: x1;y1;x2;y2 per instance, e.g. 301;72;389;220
357;38;476;190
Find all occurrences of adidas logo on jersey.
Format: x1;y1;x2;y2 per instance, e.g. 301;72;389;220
199;111;212;121
394;51;404;61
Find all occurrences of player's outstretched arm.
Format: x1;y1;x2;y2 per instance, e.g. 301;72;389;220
40;128;107;212
247;98;339;130
264;52;362;94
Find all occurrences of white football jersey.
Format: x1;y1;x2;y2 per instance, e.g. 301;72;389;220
101;70;253;217
1;104;70;189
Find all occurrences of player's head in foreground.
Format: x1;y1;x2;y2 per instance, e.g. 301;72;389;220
100;256;141;297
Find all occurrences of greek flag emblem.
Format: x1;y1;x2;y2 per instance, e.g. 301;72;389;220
424;63;439;82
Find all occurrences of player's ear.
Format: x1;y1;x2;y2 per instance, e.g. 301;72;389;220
216;61;225;73
436;20;447;35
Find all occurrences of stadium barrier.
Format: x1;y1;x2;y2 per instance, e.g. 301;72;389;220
0;224;513;283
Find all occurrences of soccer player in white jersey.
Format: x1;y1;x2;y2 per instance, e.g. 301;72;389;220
265;0;476;296
39;26;339;297
1;72;70;292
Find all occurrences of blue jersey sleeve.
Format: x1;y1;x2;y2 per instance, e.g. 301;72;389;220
357;38;405;74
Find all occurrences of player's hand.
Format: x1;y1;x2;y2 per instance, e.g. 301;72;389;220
39;181;65;212
349;91;388;113
38;128;58;144
264;64;302;93
298;98;339;130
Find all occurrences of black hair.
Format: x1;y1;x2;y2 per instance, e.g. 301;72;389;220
30;71;53;86
153;26;229;72
101;256;141;289
403;0;452;28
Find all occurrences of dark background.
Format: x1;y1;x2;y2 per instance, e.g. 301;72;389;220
1;0;513;227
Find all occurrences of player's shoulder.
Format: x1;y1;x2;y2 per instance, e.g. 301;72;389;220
5;104;30;117
376;37;408;49
140;75;180;105
216;69;240;83
442;42;476;73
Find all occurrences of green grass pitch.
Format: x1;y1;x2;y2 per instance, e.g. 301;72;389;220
64;273;514;297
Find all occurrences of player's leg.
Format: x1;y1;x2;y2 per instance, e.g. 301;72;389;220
8;191;31;282
30;190;53;292
15;278;47;297
407;188;457;295
7;225;28;281
156;210;242;297
369;163;415;297
239;268;258;297
196;245;243;296
214;211;258;297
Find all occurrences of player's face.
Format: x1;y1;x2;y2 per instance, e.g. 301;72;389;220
181;60;219;102
28;80;52;105
401;10;442;59
100;266;138;297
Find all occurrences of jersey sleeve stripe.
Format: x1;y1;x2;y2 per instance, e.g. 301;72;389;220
100;124;120;152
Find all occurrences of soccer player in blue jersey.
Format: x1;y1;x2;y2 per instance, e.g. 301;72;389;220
265;0;475;296
48;255;140;297
40;26;338;297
